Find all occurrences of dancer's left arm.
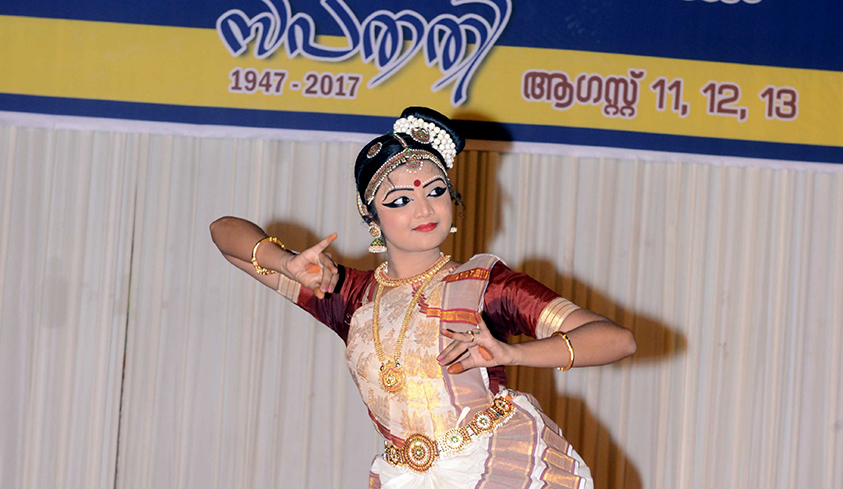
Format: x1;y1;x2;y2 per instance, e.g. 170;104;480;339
438;262;636;373
438;309;636;373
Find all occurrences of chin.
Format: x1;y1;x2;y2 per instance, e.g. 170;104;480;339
394;232;448;253
422;233;449;250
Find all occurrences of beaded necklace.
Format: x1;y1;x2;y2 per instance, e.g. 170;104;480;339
372;254;451;392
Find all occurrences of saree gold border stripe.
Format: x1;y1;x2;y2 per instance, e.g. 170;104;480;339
442;267;492;283
425;307;482;324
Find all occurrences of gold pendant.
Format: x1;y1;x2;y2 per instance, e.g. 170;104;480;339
379;360;405;392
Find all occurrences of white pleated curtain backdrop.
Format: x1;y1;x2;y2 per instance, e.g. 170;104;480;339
1;123;841;489
0;126;136;489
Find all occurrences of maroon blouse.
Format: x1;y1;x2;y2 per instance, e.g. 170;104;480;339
293;262;562;387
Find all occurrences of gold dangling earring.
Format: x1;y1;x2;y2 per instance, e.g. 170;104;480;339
449;224;457;234
368;223;387;253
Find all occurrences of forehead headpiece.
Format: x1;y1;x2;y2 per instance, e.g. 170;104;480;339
356;110;461;210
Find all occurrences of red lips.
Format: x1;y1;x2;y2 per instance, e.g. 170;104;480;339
413;222;438;232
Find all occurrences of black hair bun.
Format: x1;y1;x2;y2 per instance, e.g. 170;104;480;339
354;107;465;207
399;106;465;154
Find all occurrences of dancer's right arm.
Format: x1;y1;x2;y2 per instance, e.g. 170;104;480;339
210;216;340;299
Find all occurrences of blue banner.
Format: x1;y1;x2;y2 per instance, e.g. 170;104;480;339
2;0;841;164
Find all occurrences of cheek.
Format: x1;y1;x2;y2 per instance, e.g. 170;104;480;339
376;209;406;235
433;197;453;219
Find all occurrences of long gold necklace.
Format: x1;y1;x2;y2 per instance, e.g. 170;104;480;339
372;254;451;393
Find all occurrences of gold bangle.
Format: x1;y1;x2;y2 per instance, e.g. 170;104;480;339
551;331;575;372
251;236;286;275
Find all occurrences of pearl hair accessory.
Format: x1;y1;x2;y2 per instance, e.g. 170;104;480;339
393;115;457;168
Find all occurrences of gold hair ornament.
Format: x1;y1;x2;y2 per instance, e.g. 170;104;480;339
363;148;447;204
393;115;457;167
367;142;382;158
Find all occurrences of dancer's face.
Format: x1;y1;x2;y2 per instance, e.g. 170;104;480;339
373;161;453;255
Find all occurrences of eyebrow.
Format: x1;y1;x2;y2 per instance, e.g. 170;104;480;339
382;177;446;201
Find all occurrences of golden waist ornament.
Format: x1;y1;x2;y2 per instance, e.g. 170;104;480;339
382;393;515;473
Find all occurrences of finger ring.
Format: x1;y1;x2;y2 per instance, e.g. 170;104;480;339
467;330;475;342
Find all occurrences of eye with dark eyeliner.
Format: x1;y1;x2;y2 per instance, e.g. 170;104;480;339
381;183;447;208
382;196;411;208
428;186;447;197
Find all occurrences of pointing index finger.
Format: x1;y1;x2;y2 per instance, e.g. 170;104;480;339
311;233;338;254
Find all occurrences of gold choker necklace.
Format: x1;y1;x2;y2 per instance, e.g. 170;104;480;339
375;253;450;288
372;254;451;392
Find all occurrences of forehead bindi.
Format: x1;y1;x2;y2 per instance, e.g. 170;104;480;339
374;161;447;202
386;163;443;187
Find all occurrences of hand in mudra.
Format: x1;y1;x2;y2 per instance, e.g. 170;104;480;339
438;318;516;374
286;233;340;299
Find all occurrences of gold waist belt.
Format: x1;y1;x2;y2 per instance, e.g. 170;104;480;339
383;393;515;473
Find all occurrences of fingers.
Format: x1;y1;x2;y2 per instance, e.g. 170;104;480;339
441;328;480;344
295;234;340;298
437;338;468;366
448;355;477;374
308;233;338;255
439;325;498;374
477;346;494;361
310;257;340;298
442;346;491;373
328;270;340;293
476;318;490;333
319;252;339;275
447;362;464;374
318;257;337;294
306;237;338;276
446;347;492;373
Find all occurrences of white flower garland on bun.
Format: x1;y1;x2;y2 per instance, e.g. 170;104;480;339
393;115;457;168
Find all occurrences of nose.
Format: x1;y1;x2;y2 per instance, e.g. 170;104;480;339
414;191;434;218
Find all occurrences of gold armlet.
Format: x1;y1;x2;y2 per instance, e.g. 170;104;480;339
550;331;575;372
251;236;286;275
